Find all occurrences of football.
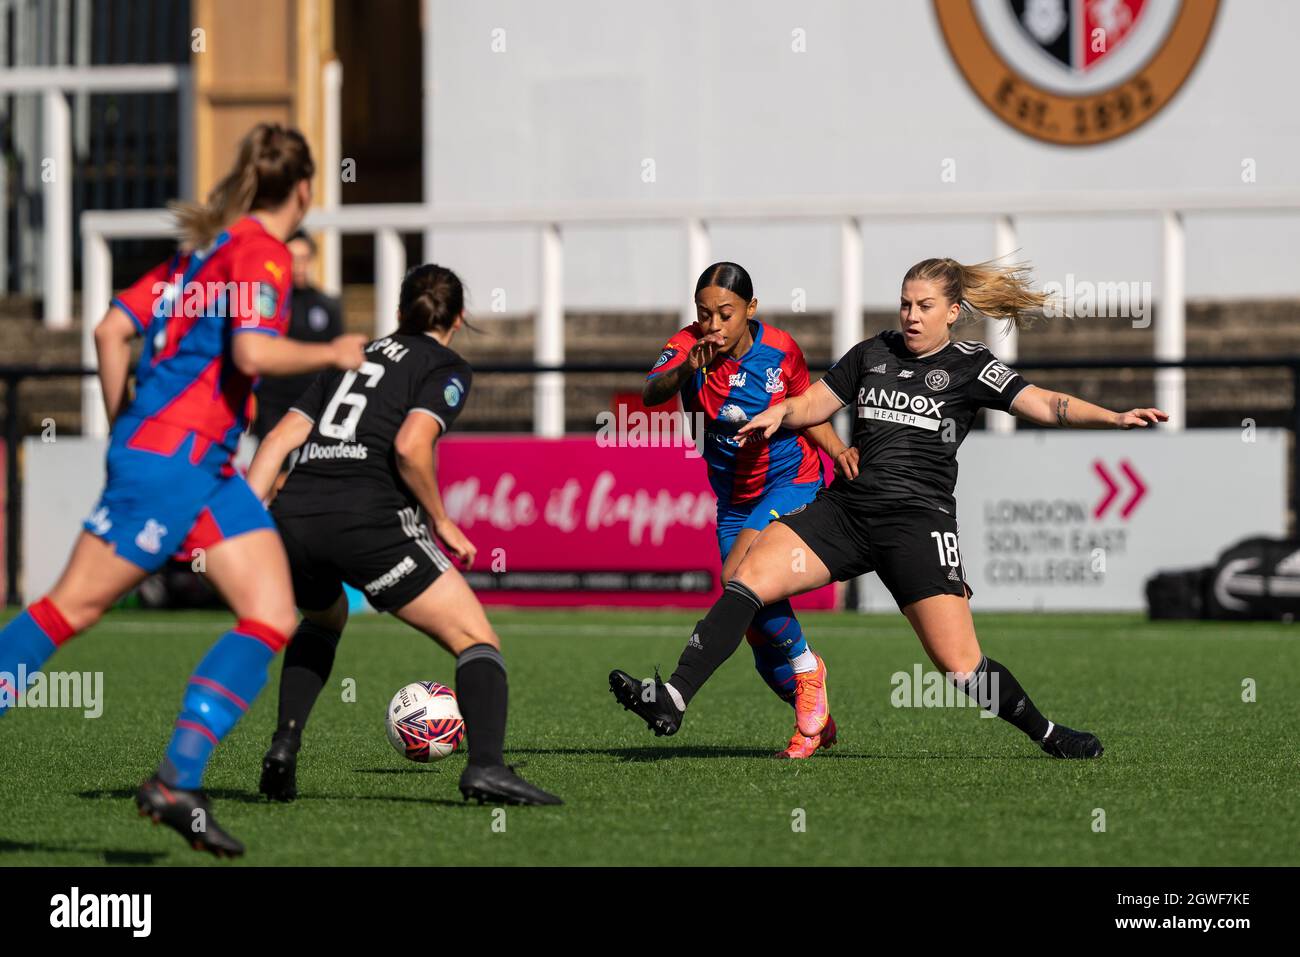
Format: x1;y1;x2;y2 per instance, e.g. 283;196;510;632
385;681;465;763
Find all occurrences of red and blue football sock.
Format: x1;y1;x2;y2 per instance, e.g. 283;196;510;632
158;619;289;790
745;599;815;706
0;598;76;715
745;630;796;703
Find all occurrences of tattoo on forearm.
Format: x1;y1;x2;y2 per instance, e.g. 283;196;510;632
1055;396;1070;427
643;363;687;406
643;379;670;406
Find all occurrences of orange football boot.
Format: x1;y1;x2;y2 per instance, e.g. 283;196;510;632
792;653;829;736
774;715;838;760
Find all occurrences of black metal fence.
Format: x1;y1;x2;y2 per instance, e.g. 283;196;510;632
3;356;1297;606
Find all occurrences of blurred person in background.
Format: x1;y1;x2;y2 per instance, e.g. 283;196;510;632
253;229;345;442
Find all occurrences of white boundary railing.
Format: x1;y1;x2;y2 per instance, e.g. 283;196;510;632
79;188;1300;439
321;58;343;296
0;64;193;331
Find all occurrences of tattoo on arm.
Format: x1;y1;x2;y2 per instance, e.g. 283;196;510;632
643;362;689;406
1055;395;1070;427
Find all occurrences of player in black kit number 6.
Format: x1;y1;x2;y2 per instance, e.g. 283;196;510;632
247;264;560;806
611;257;1167;759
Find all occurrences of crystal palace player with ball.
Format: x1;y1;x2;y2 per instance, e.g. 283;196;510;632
612;262;854;758
612;257;1167;758
247;264;560;806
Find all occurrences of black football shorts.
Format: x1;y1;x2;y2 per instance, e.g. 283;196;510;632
273;505;452;613
777;491;972;610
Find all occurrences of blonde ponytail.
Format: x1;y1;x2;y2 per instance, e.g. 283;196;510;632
903;256;1051;332
169;123;315;251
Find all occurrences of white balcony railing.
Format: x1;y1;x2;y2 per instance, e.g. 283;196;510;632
80;187;1300;439
0;65;193;332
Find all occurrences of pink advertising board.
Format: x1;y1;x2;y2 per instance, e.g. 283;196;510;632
436;435;838;609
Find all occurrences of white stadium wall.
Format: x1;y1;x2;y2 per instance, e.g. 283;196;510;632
22;439;107;604
23;430;1287;612
425;0;1300;313
854;428;1288;612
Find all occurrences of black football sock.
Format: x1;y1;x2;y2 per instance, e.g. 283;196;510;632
951;655;1051;741
274;620;341;746
668;580;764;706
456;644;508;767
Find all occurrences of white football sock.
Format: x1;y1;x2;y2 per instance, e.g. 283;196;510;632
664;682;686;712
789;649;818;674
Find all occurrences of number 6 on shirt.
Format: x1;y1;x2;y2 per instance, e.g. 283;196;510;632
319;361;385;440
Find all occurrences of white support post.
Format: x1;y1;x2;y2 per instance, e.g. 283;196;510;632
986;214;1018;433
374;228;404;338
421;0;437;261
13;0;34;295
41;88;72;329
535;223;564;437
0;0;8;294
1158;211;1186;431
683;218;710;330
836;216;866;600
73;0;90;154
81;229;111;438
321;59;343;296
0;148;6;295
834;217;863;362
833;217;862;436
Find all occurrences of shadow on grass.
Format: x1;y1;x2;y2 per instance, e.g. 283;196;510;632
75;786;477;809
507;745;804;761
0;837;167;865
78;787;265;805
352;767;446;774
502;745;1049;762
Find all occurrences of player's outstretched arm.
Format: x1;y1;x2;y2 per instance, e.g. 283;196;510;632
802;421;858;480
93;305;138;425
1010;384;1168;429
232;332;367;378
247;410;314;501
737;380;844;444
393;412;477;569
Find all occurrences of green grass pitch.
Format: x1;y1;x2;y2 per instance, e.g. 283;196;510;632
0;608;1295;867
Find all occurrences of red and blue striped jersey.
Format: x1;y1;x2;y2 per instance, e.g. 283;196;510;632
109;216;293;474
649;320;823;504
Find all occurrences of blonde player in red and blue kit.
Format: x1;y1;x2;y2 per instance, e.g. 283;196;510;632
0;124;367;857
611;262;854;758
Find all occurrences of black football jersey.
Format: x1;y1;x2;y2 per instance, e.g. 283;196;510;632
272;333;472;517
818;330;1029;516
